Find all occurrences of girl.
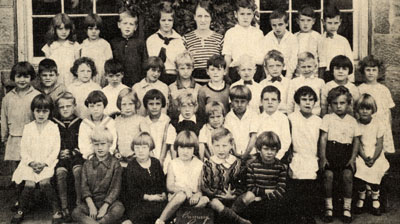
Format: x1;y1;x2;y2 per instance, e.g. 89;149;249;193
354;94;389;216
11;94;62;224
80;13;113;87
358;55;395;153
155;130;209;224
67;57;101;119
122;132;167;224
42;13;80;86
319;86;361;223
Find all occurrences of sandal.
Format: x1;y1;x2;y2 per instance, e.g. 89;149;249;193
322;208;333;223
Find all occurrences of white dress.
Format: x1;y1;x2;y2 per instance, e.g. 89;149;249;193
12;121;60;184
67;80;101;119
168;157;203;199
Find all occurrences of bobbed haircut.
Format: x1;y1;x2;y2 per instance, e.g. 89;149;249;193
90;126;113;144
46;13;76;45
264;49;285;66
211;127;234;145
270;9;288;23
229;85;252;101
31;94;55;119
235;0;257;11
205;101;226;119
116;88;141;111
104;59;124;75
298;4;316;18
327;85;352;105
55;91;77;108
329;55;353;74
10;61;36;81
143;89;167;109
358;55;385;77
294;86;318;104
143;56;165;74
131;132;155;151
174;130;199;157
323;5;341;20
84;13;103;30
355;93;377;114
38;58;58;75
255;131;281;151
207;54;226;69
85;90;108;108
261;85;281;101
70;57;98;78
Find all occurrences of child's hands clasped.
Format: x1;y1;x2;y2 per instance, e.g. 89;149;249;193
97;203;109;220
88;203;98;220
216;184;236;200
189;193;201;206
59;149;71;160
364;157;375;167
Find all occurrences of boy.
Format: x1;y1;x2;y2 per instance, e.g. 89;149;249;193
230;54;263;113
288;86;322;223
287;52;325;115
72;127;124;224
319;5;354;83
102;59;128;116
171;92;202;137
257;86;291;161
35;58;66;102
223;0;264;83
224;85;257;161
263;9;298;79
110;10;147;86
52;92;84;221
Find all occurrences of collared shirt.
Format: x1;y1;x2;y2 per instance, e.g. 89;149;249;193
295;30;322;65
320;113;361;144
199;123;217;155
132;78;169;116
231;79;262;114
67;80;101;119
259;75;290;114
35;82;66;103
102;83;128;116
320;80;360;114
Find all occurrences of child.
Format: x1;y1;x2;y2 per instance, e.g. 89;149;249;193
168;51;201;120
257;86;291;160
263;9;298;79
354;94;390;216
11;94;62;224
42;13;80;86
133;56;169;116
52;92;85;221
35;58;66;102
320;55;360;117
139;89;176;172
146;5;186;85
319;86;361;223
223;0;264;83
319;5;354;83
122;132;167;224
71;127;124;224
288;86;322;223
67;57;101;119
358;55;395;153
81;13;113;87
102;59;128;116
198;54;230;123
110;10;147;86
171;93;202;138
199;101;226;160
232;131;287;223
201;128;249;224
156;130;209;224
78;90;117;160
260;50;290;114
230;54;263;113
224;85;258;161
287;52;325;115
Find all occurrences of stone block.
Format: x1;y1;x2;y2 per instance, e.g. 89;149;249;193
392;18;400;33
0;44;14;70
0;0;13;7
373;0;390;34
373;35;400;66
0;8;14;43
393;0;400;17
383;66;400;149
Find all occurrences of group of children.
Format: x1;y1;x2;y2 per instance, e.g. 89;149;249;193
0;0;396;224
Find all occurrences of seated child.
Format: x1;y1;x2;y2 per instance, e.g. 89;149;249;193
319;86;361;223
156;130;209;224
78;90;117;159
122;132;167;224
201;127;249;224
354;94;389;216
224;85;258;161
102;59;128;116
72;127;124;224
35;58;66;102
171;92;202;138
199;101;226;160
11;94;62;223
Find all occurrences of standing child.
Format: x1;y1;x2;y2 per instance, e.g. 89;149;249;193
11;94;62;224
42;13;80;86
35;58;66;102
156;130;209;224
81;13;113;87
358;55;395;153
353;94;390;216
319;86;361;223
171;93;202;138
67;57;101;119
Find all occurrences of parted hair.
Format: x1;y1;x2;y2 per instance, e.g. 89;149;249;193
116;88;141;111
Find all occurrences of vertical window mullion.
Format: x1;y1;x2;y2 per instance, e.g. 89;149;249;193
93;0;96;13
61;0;64;13
288;0;292;33
321;0;324;33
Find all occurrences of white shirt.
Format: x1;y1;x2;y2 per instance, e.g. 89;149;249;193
67;80;101;119
320;113;361;144
231;79;262;113
259;75;290;114
132;79;169;116
102;83;128;116
295;31;322;65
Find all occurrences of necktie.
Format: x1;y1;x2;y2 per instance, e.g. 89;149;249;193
243;80;252;85
157;33;174;63
271;76;282;82
326;32;334;38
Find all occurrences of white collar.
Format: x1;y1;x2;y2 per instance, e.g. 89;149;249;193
210;154;237;168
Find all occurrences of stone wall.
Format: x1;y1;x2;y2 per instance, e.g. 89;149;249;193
0;0;15;97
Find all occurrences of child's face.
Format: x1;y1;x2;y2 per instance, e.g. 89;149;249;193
358;107;373;121
134;144;150;161
207;66;224;83
235;7;254;28
194;6;211;31
270;17;287;38
364;66;379;83
105;72;123;87
231;98;249;116
262;92;280;115
209;111;224;129
88;102;105;119
178;146;194;161
33;108;50;124
159;12;174;34
298;58;317;78
87;26;100;41
331;94;349;117
297;14;315;33
213;136;232;160
258;146;277;163
77;63;92;83
56;23;70;41
40;71;58;88
14;74;31;90
238;61;256;81
92;139;111;159
324;16;341;34
120;96;136;117
180;102;196;119
333;66;349;83
265;59;284;77
146;68;161;83
58;98;75;119
118;17;137;38
147;98;162;118
177;64;193;80
299;94;316;116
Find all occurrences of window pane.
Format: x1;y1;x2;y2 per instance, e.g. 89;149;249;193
33;18;52;57
96;0;120;13
259;13;272;35
32;0;61;15
292;0;321;10
325;0;352;9
259;0;288;11
72;17;86;43
337;12;353;48
291;12;322;34
64;0;92;14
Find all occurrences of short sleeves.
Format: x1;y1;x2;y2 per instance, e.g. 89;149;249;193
166;124;176;145
198;126;208;144
320;115;329;133
41;44;50;56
